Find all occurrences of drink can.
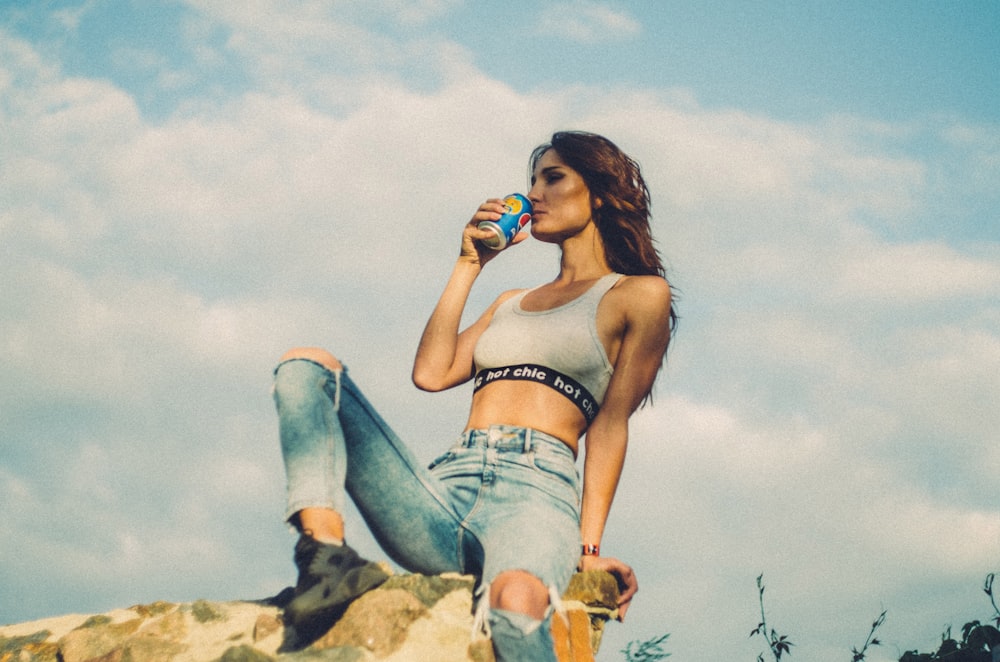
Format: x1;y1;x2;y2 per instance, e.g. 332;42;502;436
477;193;533;250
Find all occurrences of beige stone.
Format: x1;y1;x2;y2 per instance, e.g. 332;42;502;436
0;571;620;662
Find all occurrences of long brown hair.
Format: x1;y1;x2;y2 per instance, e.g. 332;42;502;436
530;131;678;336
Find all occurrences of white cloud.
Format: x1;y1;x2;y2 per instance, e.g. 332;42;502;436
51;0;98;32
616;396;999;659
834;240;1000;302
537;2;641;42
365;0;464;26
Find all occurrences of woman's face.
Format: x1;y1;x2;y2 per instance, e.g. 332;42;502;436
527;149;595;243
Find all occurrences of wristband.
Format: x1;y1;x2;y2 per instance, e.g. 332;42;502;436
581;544;600;556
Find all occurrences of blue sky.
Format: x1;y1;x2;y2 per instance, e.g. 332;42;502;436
2;2;998;661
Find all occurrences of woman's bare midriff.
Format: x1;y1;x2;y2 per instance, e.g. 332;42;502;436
464;380;588;456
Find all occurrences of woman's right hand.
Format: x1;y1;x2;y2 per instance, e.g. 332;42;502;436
460;199;528;268
578;554;638;622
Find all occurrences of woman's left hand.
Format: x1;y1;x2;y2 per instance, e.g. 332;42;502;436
578;554;638;621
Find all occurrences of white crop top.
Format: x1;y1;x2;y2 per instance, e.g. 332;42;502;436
472;273;622;411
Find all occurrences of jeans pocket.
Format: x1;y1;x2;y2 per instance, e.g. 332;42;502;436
427;449;455;471
531;448;576;481
529;451;581;509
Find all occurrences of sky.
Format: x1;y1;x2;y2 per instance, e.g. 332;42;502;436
1;1;998;660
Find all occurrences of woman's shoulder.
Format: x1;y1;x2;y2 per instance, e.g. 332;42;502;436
611;274;672;304
496;287;529;304
606;275;673;331
483;288;529;313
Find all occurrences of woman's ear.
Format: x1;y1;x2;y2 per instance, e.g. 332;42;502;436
593;196;603;209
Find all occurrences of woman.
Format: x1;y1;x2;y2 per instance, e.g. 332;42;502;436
272;131;676;660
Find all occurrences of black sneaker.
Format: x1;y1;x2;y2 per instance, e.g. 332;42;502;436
281;535;390;648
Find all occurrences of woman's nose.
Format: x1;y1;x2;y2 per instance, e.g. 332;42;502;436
527;183;541;204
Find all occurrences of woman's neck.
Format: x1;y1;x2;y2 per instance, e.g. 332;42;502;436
556;224;612;283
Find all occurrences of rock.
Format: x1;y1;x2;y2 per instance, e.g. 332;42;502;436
562;571;622;654
0;572;620;662
0;629;60;662
314;588;427;655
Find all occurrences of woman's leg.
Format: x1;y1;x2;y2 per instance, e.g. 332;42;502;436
456;427;582;662
274;349;466;572
272;350;467;644
274;348;349;541
488;571;560;662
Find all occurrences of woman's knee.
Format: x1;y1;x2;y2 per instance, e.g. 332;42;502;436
489;570;550;620
279;347;343;372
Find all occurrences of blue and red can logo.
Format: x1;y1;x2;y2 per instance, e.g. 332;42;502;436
478;193;532;250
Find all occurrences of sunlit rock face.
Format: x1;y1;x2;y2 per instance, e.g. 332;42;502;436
0;571;620;661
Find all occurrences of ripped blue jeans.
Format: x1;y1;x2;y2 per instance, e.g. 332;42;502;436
273;358;582;661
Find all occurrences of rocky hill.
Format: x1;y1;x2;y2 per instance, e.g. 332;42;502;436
0;571;620;662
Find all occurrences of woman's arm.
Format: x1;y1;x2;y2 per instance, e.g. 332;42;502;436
412;200;526;392
579;275;673;620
